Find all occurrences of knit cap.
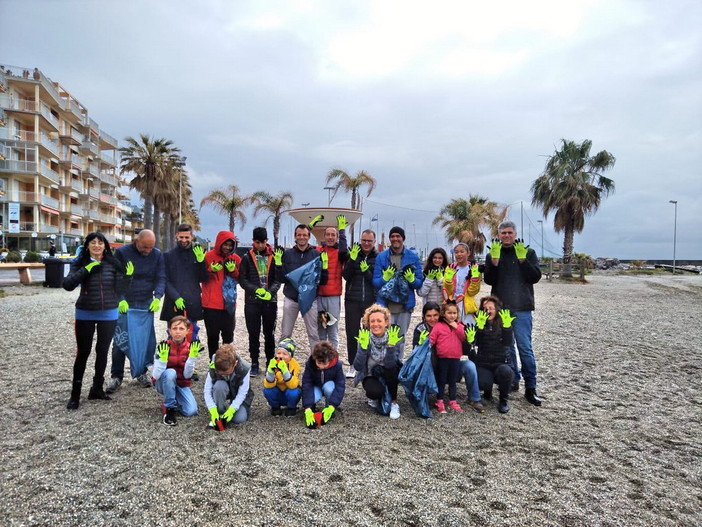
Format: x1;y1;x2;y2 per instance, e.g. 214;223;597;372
277;338;297;357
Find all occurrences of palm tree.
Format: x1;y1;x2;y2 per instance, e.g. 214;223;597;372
433;195;507;256
252;190;294;247
531;139;616;277
120;134;180;232
325;168;377;243
200;185;254;234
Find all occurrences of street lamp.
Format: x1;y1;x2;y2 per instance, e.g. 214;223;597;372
669;200;677;275
177;156;187;225
537;220;544;259
323;186;335;207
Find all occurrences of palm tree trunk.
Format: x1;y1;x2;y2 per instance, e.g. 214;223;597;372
350;189;358;244
143;195;153;231
153;204;161;248
273;216;280;248
163;214;172;249
229;212;235;234
562;222;575;278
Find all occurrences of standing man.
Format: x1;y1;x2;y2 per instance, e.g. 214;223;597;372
106;229;166;393
276;223;327;353
316;215;349;350
342;229;377;378
483;220;543;406
238;227;281;377
372;226;423;352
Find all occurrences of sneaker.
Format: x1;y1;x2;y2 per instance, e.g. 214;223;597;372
346;366;356;379
435;400;447;414
250;364;260;377
284;407;298;417
66;398;79;410
191;369;200;382
470;400;486;413
136;373;151;388
389;402;401;419
367;399;378;409
448;400;464;413
105;377;122;394
163;408;177;426
270;406;282;416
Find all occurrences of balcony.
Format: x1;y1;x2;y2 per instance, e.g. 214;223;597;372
59;127;82;146
100;193;118;206
99;212;118;224
39;75;62;105
99;130;118;148
84;163;99;178
0;95;38;113
39;132;59;156
69;228;84;236
118;202;133;214
59;153;81;168
41;194;59;209
0;190;39;203
39;163;60;184
99;151;116;166
0;159;38;173
39;103;60;130
124;220;132;228
100;172;118;187
41;224;60;233
83;209;99;220
62;98;84;122
80;140;99;155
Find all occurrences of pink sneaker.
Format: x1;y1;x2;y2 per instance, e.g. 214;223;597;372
435;400;447;414
448;400;464;413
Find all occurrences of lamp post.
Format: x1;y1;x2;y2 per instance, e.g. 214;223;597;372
537;220;544;259
669;200;677;275
324;186;335;206
177;156;187;225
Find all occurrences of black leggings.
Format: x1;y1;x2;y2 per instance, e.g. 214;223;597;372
203;308;235;359
436;357;461;400
244;301;277;365
477;364;514;397
362;363;400;401
73;319;117;385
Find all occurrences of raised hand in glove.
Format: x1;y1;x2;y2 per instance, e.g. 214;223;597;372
359;259;370;273
157;341;170;362
277;359;289;375
355;328;370;349
118;300;129;314
193;245;205;263
514;239;528;260
498;309;516;328
222;406;237;423
224;259;236;272
210;261;223;273
208;407;220;426
475;310;489;330
336;215;347;230
348;243;361;261
382;264;396;281
267;357;278;374
189;341;202;358
470;264;480;278
174;297;186;310
425;269;436;280
320;251;328;270
403;267;416;283
322;405;335;423
305;408;316;428
255;288;272;301
273;248;283;266
418;329;430;346
125;261;134;276
488;239;502;261
443;266;456;282
465;325;476;344
309;214;324;228
387;324;403;347
84;260;101;273
149;298;161;312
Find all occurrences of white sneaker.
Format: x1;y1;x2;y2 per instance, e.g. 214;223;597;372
367;399;378;408
389;402;401;419
105;377;122;394
346;366;356;379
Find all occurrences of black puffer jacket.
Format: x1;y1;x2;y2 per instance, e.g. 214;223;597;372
342;248;377;303
471;321;513;369
63;258;128;311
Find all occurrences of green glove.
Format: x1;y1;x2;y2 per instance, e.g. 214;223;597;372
320;251;328;270
425;269;436;280
465;325;476;344
174;297;186;310
304;408;315;428
208;407;219;425
210;261;223;272
355;328;370;349
255;288;272;301
418;329;429;346
359;259;370;273
348;243;361;261
267;357;278;374
118;300;129;314
322;405;335;423
403;267;415;283
499;309;516;328
471;264;480;278
125;261;134;276
84;260;101;273
387;324;403;347
514;239;528;260
435;268;444;282
382;264;396;281
475;310;489;330
273;248;283;266
157;341;170;362
222;406;236;422
336;215;347;230
193;245;205;263
488;239;502;260
149;298;161;312
309;214;324;228
443;266;456;282
277;359;289;375
224;260;236;272
189;341;202;358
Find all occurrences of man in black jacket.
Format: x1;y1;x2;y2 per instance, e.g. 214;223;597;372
342;229;377;378
238;227;281;377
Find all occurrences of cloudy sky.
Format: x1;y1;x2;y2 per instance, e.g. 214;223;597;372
3;0;700;259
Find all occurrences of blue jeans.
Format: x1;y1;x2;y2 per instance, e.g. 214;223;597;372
507;311;538;389
312;380;336;406
460;359;481;402
263;387;301;409
155;369;198;416
212;380;249;423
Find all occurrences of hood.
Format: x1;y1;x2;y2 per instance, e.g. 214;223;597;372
214;230;237;256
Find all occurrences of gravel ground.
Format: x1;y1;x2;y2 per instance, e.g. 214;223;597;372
0;272;700;526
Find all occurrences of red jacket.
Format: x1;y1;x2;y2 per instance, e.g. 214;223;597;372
201;231;241;310
429;320;466;359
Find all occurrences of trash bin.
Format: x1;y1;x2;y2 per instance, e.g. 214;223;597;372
44;258;67;288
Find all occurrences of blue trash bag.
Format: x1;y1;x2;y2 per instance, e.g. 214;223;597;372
378;264;412;305
222;275;238;316
375;375;394;416
398;339;438;418
285;256;322;316
112;308;156;378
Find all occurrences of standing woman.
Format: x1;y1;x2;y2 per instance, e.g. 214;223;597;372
63;232;131;409
418;248;449;306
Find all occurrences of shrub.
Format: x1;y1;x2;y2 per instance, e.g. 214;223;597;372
24;251;41;263
3;251;22;263
631;260;646;268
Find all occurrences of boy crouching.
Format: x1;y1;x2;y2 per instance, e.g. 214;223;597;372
204;344;254;429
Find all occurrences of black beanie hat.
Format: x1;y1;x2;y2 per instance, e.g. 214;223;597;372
389;226;405;240
252;227;268;242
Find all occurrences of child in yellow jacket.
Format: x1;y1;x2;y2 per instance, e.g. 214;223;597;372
262;338;301;416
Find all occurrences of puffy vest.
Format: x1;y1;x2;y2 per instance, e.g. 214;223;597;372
317;246;343;296
166;338;192;388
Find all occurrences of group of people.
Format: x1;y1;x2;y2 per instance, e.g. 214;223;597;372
63;217;543;427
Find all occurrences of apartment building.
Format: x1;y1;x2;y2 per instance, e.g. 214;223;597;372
0;64;137;253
